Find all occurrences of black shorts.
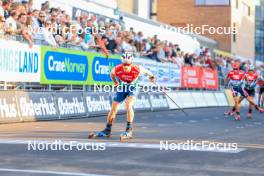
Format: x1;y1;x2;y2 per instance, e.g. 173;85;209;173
260;87;264;95
231;87;248;98
244;88;255;97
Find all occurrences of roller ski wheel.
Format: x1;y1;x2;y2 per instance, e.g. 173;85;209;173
120;130;133;141
234;114;241;121
88;131;111;139
224;110;235;117
247;113;253;119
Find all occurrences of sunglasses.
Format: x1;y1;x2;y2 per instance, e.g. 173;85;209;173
123;63;131;66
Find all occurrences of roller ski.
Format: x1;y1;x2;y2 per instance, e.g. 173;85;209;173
224;109;235;117
247;112;253;119
120;130;133;141
88;130;111;139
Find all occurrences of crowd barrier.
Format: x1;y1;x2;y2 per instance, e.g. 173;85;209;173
0;90;231;124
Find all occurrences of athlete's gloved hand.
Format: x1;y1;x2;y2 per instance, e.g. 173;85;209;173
114;82;119;87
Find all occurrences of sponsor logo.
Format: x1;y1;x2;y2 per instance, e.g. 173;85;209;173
57;97;86;115
0;97;18;118
85;95;111;112
43;51;88;81
150;94;169;108
0;47;39;73
92;57;121;82
134;95;151;109
18;97;56;117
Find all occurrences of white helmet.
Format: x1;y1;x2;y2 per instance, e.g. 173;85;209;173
248;65;255;71
121;52;134;65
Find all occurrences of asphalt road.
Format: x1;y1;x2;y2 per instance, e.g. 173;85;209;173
0;107;263;176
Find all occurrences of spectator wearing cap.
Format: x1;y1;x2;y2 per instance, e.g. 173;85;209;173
5;10;18;35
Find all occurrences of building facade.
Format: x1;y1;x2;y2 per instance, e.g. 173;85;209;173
116;0;157;19
256;0;264;64
157;0;256;61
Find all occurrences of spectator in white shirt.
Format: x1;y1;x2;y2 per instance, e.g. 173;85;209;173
41;20;58;47
5;10;18;35
0;0;11;19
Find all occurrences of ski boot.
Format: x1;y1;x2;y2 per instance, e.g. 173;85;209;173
88;130;111;139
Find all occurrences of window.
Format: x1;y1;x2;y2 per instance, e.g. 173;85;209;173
236;0;239;9
195;0;230;6
242;2;250;16
233;23;236;43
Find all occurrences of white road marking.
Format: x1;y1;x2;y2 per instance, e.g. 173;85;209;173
0;139;246;154
0;168;109;176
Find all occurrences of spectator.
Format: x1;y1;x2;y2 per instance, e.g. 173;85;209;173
0;0;11;19
31;9;39;28
0;16;5;36
5;10;18;35
40;20;57;47
184;53;193;66
205;55;215;69
94;34;109;58
65;25;82;45
156;42;168;63
17;13;34;47
134;31;143;51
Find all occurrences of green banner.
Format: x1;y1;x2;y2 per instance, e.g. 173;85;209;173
40;46;121;85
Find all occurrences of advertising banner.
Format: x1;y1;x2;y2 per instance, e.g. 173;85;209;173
54;92;86;118
83;92;111;116
181;66;202;88
148;92;169;111
0;91;21;123
134;58;157;87
168;64;181;87
0;40;40;82
201;68;219;89
15;92;58;121
90;55;121;85
40;46;121;85
41;46;90;85
134;58;181;87
133;93;152;111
